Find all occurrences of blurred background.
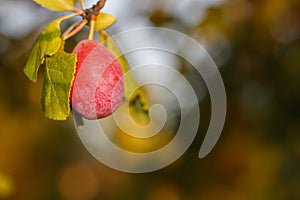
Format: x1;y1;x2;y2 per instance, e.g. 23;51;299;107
1;0;300;199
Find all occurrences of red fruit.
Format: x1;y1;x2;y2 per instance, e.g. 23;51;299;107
71;40;124;119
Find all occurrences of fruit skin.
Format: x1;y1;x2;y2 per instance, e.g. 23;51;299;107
71;40;124;119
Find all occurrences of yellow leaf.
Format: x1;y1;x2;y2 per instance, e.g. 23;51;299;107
95;13;117;31
34;0;77;11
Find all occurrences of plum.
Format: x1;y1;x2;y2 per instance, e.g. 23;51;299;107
71;39;124;119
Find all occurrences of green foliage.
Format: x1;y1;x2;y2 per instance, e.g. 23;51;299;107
34;0;77;11
23;16;77;120
23;17;64;82
41;50;76;120
23;0;148;121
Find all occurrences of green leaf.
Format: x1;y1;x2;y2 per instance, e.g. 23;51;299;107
95;13;117;31
23;17;65;82
34;0;77;11
100;32;150;125
41;50;77;121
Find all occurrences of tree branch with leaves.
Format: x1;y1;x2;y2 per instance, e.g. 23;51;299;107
23;0;150;124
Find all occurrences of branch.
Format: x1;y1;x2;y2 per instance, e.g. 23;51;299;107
62;20;88;40
83;0;107;21
79;0;85;10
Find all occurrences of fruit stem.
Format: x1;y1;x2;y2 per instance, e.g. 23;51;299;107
88;19;96;40
62;0;107;41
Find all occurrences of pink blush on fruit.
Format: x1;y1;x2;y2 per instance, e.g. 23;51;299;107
71;40;124;119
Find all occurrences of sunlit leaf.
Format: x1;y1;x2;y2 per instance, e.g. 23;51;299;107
33;0;77;11
95;13;117;31
100;32;150;125
41;50;77;121
23;17;65;82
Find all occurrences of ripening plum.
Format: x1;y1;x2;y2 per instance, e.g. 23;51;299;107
70;39;124;119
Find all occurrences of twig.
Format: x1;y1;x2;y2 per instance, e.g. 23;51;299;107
62;0;108;41
71;7;82;14
62;20;88;40
88;20;96;40
62;21;82;38
85;0;107;40
83;0;107;21
79;0;85;10
61;12;84;21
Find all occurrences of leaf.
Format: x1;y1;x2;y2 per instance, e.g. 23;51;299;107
95;13;117;31
100;32;150;125
33;0;77;11
41;49;77;121
23;17;65;82
127;91;150;126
